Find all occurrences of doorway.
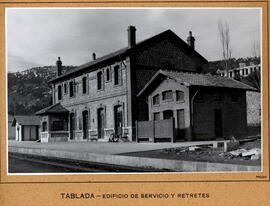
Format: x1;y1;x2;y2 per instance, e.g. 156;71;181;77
70;113;75;140
114;105;123;137
214;109;223;138
97;108;105;139
82;110;89;140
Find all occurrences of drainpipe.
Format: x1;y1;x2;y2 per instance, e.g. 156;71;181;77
190;89;199;139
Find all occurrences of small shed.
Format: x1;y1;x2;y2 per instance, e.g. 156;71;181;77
12;116;41;141
36;103;69;142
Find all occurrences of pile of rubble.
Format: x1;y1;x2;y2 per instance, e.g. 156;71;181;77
220;148;261;160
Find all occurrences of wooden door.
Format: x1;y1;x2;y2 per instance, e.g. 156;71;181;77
114;105;123;137
177;109;185;140
97;108;105;139
70;113;75;140
82;111;89;140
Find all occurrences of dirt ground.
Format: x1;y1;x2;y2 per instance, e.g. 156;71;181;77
120;139;261;166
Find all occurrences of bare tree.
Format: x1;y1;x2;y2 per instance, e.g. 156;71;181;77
218;20;232;71
251;39;260;58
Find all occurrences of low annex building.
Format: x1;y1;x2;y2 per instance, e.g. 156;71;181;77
137;70;256;141
36;26;255;143
11;116;41;141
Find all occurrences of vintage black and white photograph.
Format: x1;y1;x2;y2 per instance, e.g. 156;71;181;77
6;8;262;173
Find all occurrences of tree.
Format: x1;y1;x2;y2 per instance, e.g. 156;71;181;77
218;20;232;71
251;39;260;64
251;39;260;58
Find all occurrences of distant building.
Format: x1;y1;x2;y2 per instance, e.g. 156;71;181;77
12;116;41;141
217;62;261;78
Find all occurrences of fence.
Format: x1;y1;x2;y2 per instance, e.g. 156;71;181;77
136;118;174;143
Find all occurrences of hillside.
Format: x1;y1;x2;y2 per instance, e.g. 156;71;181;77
8;65;76;115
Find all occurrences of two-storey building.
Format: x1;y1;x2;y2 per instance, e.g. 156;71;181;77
36;26;209;142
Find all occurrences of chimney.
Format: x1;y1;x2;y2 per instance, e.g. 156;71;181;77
56;57;62;76
127;26;136;48
187;31;195;49
92;52;96;61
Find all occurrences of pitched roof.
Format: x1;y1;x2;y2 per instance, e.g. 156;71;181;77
138;70;257;96
35;103;69;115
50;29;208;83
12;116;41;126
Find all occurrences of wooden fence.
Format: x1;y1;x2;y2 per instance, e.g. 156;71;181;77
136;118;174;143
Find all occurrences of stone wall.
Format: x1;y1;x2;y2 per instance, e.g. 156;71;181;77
246;91;261;126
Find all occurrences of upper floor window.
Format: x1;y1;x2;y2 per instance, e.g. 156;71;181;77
162;90;173;101
176;90;184;101
64;83;67;94
58;85;62;100
69;81;74;97
82;76;87;94
106;68;111;81
214;92;223;101
152;94;160;105
114;66;121;85
97;71;103;90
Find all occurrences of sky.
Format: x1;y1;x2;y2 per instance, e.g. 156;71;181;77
7;8;261;72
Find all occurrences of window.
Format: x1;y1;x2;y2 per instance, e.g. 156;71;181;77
162;90;173;101
58;85;62;100
176;90;184;101
152;94;160;105
241;69;244;75
97;71;103;90
114;66;121;85
214;92;223;101
64;83;67;94
69;81;74;97
153;112;160;121
42;122;47;132
163;110;174;120
82;76;87;94
229;71;233;78
106;68;111;81
246;68;248;75
231;93;239;102
52;121;67;131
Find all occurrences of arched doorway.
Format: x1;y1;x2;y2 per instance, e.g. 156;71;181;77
69;113;75;140
82;110;89;140
97;108;105;139
114;105;123;137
